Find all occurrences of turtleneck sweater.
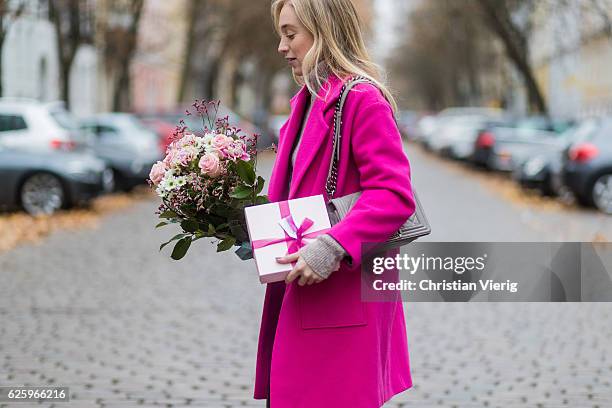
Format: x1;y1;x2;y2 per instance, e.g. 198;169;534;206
287;89;348;279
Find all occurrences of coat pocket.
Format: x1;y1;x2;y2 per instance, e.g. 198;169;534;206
297;268;368;329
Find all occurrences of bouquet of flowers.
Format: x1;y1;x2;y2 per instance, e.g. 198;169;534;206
148;100;272;260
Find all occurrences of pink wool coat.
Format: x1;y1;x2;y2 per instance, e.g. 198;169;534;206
253;72;416;407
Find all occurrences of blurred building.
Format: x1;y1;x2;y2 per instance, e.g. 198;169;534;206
131;0;188;114
2;0;98;117
530;1;612;118
2;1;59;103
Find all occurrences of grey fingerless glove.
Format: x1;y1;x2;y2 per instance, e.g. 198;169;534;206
300;233;348;279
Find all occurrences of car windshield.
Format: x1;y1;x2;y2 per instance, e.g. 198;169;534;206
447;116;488;126
561;119;600;144
516;117;553;131
516;117;572;134
50;109;80;131
98;115;156;139
116;115;151;132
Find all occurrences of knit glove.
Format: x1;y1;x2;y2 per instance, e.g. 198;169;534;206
300;233;348;279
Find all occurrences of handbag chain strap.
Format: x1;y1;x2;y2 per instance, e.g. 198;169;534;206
325;75;372;199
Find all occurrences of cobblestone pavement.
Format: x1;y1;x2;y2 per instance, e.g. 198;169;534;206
0;144;611;407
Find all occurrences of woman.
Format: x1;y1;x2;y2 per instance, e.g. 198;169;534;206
254;0;416;407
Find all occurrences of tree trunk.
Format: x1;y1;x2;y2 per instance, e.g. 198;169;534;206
111;0;145;112
0;37;4;96
61;65;71;109
177;0;201;104
112;67;130;112
476;0;548;114
204;59;220;100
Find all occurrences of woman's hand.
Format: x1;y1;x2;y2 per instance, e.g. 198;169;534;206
276;252;325;286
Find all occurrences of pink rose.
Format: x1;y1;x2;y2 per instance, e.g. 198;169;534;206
226;140;250;161
149;161;167;185
163;147;178;167
198;152;222;177
212;134;233;154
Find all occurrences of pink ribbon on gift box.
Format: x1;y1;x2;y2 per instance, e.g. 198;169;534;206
251;200;330;265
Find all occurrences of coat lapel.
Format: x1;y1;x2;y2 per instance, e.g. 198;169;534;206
287;73;346;199
267;84;310;202
267;73;348;202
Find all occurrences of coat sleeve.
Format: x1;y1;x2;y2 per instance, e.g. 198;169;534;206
326;93;416;271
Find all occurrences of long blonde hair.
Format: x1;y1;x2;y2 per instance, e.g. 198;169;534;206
271;0;398;114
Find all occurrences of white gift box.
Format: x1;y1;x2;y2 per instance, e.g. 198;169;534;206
244;194;332;284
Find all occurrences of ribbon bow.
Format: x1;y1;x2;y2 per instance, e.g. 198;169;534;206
250;200;330;265
251;215;324;254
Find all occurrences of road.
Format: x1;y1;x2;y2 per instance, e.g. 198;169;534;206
0;141;610;407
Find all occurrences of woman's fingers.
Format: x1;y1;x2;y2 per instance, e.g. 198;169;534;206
285;265;300;283
282;254;325;286
298;273;309;286
276;252;299;264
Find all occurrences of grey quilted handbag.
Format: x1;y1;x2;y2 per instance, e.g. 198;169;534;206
325;76;431;254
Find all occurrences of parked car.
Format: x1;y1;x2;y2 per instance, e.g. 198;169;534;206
79;113;163;191
414;114;438;147
513;119;598;196
0;146;110;215
0;99;88;152
437;107;506;118
472;116;573;171
561;117;612;213
137;115;176;153
419;107;506;150
428;115;511;159
397;110;420;141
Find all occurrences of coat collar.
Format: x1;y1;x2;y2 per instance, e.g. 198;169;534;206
268;72;349;201
289;72;347;115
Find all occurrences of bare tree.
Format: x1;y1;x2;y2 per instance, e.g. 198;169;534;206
389;0;501;110
178;0;283;115
99;0;145;112
47;0;94;108
177;0;228;103
475;0;548;113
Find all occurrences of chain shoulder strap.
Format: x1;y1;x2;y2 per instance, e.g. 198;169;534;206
325;75;373;199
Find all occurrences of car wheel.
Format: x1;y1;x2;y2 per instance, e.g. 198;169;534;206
540;173;556;197
592;173;612;214
102;167;116;193
111;169;131;192
20;173;66;215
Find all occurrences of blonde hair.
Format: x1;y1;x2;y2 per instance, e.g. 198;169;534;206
271;0;398;114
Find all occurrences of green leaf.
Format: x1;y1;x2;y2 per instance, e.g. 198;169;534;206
160;233;189;251
159;210;178;219
230;185;252;199
208;224;216;234
255;195;269;205
180;219;199;233
217;236;236;252
236;160;256;185
211;205;231;217
171;237;192;260
155;221;169;228
254;176;265;195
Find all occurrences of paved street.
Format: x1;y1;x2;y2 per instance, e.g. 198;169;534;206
1;143;611;407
